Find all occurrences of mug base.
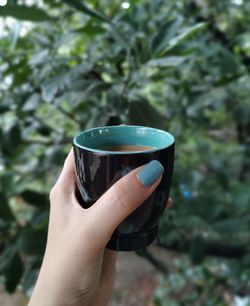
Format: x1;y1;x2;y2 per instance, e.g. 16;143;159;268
106;226;158;251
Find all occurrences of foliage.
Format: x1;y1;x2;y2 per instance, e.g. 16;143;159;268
154;257;250;306
0;0;250;303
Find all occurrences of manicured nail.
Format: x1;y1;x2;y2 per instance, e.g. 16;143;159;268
137;160;164;187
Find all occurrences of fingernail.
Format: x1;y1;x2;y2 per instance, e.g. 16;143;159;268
137;160;164;187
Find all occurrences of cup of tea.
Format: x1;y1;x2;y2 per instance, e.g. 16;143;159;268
73;125;175;251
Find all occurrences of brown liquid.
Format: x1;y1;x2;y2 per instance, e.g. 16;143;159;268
99;145;154;152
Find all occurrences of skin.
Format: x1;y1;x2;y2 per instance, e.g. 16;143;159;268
29;149;172;306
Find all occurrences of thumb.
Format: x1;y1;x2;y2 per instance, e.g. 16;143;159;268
86;160;164;247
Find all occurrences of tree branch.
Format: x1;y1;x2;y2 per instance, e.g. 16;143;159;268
141;248;168;274
157;239;247;259
57;105;82;125
122;48;133;99
23;138;71;146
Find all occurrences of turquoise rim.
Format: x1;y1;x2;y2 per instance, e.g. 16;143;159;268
73;125;175;155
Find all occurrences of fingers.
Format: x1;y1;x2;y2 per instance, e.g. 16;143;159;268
101;249;117;282
52;148;76;196
86;161;164;247
102;249;117;272
93;249;117;306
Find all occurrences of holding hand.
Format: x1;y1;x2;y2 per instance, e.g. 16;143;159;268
29;149;172;306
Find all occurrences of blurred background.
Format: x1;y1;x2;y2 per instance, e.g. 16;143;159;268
0;0;250;305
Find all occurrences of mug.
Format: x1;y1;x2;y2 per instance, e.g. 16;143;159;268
73;125;175;251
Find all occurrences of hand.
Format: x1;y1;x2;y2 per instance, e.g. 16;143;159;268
29;149;172;306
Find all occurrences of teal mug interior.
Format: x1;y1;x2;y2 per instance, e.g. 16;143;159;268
73;125;175;154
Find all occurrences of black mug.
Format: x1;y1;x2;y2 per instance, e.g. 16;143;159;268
73;125;175;251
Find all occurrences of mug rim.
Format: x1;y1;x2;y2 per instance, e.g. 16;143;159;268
73;125;175;155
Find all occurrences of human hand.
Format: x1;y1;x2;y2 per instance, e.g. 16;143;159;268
29;149;172;306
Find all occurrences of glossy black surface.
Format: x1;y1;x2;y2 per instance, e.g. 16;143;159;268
73;142;174;251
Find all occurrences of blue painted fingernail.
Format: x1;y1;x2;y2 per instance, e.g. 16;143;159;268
137;160;164;187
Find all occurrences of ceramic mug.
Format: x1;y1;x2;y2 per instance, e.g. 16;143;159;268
73;125;175;251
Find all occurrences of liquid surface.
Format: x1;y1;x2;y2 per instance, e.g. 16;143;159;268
99;145;155;152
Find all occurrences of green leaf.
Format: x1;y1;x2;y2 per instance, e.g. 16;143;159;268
0;192;15;222
86;106;111;129
0;244;18;273
74;20;105;36
0;105;10;114
29;49;49;66
159;22;207;56
62;0;110;23
106;115;122;126
31;210;49;227
217;47;242;76
43;0;62;8
36;125;52;137
174;215;205;230
147;56;186;68
151;19;181;54
213;219;247;234
2;123;21;155
4;252;24;293
19;228;47;256
41;73;69;102
20;190;49;207
187;87;228;117
108;26;128;49
153;296;163;306
136;248;147;257
42;63;94;102
12;64;31;87
22;93;40;112
9;123;21;142
45;146;67;166
21;259;41;293
0;5;51;22
0;173;19;197
128;98;166;129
